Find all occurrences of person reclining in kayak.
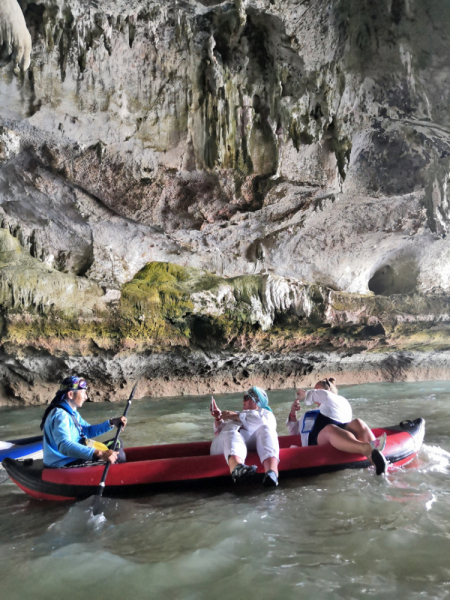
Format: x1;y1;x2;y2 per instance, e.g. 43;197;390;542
287;378;387;475
210;386;279;487
40;375;127;468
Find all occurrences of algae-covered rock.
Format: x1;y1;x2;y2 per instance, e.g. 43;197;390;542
121;261;450;340
2;257;450;405
0;229;104;315
121;261;330;332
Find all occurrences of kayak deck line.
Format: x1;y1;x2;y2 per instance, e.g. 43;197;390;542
2;419;425;501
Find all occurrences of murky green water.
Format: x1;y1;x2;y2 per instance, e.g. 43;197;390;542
0;381;449;600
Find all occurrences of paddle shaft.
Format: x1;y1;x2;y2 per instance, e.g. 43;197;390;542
93;382;138;511
97;400;131;487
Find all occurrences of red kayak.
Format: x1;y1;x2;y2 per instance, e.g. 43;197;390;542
2;419;425;501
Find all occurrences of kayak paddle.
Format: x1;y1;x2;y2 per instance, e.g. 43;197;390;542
92;381;139;515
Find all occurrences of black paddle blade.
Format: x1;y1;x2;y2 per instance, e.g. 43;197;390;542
92;490;103;516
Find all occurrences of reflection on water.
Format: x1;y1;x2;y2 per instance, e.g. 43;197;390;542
1;381;450;600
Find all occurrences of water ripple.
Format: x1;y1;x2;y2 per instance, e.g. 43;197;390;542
1;381;450;599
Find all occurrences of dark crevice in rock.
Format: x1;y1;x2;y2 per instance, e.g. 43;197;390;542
25;67;42;117
127;15;136;48
368;259;419;296
23;3;46;39
391;0;405;25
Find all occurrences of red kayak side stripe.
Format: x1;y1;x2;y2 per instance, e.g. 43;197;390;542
40;431;414;488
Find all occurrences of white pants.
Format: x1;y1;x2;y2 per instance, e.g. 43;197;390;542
210;422;280;464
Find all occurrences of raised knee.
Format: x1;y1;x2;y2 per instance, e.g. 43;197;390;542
325;424;339;431
259;424;276;439
352;418;367;430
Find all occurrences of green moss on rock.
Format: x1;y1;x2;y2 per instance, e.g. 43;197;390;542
122;262;195;320
1;254;449;358
0;229;103;316
121;262;266;328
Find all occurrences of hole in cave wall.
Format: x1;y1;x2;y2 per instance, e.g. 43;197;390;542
368;258;419;296
369;265;395;295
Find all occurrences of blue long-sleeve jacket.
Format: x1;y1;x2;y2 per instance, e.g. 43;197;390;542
43;400;113;467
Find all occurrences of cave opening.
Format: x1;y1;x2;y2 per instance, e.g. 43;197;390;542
368;260;419;296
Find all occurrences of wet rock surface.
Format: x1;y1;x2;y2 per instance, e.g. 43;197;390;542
1;0;450;404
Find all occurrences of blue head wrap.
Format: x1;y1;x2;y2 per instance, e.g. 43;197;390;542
247;386;272;412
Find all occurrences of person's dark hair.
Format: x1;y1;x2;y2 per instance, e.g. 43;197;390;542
40;390;67;431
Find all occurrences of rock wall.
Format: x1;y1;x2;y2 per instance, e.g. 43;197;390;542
1;0;450;404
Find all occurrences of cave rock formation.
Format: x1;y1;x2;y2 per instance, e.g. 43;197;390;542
1;0;450;403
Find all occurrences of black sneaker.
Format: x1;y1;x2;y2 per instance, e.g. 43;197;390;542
231;464;258;484
371;449;387;476
262;470;279;487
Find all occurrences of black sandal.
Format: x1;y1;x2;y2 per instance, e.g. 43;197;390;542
231;464;258;483
371;449;387;476
262;470;278;487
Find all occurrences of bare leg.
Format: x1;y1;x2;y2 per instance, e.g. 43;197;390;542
263;457;279;476
228;455;244;473
344;418;375;443
317;425;372;458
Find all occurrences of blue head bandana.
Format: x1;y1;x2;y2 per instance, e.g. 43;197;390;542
40;376;88;430
60;375;88;391
247;386;272;412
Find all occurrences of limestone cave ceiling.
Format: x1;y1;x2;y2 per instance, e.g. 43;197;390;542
1;0;450;299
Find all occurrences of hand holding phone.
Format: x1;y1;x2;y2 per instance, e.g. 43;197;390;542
210;396;222;420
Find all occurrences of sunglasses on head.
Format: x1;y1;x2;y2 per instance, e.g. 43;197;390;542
60;376;88;391
243;394;253;402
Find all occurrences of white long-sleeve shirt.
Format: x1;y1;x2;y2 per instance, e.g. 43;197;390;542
286;417;300;436
304;389;352;423
214;408;277;435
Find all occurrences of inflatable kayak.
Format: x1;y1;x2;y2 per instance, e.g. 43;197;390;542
2;419;425;501
0;435;43;463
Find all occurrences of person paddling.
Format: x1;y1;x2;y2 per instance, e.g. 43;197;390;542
40;375;127;468
287;378;387;475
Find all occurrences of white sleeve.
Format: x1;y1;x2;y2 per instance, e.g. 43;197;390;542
237;411;248;428
213;420;225;436
305;389;328;405
265;410;277;431
286;417;300;436
305;390;315;405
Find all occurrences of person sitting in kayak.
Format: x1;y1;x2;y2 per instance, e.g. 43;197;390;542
210;386;280;487
40;375;127;468
287;378;387;475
